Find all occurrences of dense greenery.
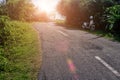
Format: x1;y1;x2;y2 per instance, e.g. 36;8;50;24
105;5;120;35
7;0;35;21
0;16;41;79
57;0;120;36
0;0;49;22
0;0;42;79
57;0;90;25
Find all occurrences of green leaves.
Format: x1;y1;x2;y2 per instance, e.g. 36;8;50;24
0;55;9;71
0;17;38;79
105;5;120;30
1;0;35;21
57;0;90;25
106;5;120;22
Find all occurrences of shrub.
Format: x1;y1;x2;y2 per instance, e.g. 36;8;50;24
105;5;120;35
0;16;39;79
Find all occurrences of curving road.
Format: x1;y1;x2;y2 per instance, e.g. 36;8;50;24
34;22;120;80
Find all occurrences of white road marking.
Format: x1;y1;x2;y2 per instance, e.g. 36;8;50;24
95;56;120;77
58;31;69;37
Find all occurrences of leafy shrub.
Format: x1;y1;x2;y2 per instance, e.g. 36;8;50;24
0;16;38;79
105;5;120;35
0;16;10;72
0;55;9;71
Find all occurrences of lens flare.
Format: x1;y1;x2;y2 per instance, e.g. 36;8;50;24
67;58;80;80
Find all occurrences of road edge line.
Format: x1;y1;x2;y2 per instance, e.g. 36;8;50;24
58;31;69;37
95;56;120;77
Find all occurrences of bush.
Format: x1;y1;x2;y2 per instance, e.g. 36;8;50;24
105;5;120;35
0;16;39;79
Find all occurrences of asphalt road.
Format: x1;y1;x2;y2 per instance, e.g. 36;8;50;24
34;22;120;80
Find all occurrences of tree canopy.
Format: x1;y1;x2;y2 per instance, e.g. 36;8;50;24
57;0;90;25
57;0;120;31
0;0;49;22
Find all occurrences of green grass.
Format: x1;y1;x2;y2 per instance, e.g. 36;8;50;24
0;20;41;80
55;19;65;25
88;30;120;42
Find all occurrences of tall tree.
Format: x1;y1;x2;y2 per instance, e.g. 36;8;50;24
6;0;35;21
57;0;91;25
0;0;7;15
57;0;119;29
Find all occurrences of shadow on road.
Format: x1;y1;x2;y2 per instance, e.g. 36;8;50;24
55;23;82;30
89;35;105;40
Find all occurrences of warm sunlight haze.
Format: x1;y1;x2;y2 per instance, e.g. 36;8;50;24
32;0;60;14
1;0;120;79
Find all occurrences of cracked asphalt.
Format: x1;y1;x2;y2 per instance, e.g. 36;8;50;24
34;22;120;80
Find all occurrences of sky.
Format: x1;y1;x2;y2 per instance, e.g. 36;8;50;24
32;0;60;13
0;0;60;14
0;0;64;19
0;0;3;2
0;0;60;13
32;0;65;20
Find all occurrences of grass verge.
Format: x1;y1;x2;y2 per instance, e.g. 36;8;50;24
88;30;120;42
55;19;65;25
0;20;41;80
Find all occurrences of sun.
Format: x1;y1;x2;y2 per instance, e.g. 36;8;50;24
39;4;52;13
32;0;60;13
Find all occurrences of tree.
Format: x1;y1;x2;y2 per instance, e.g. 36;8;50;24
57;0;92;25
6;0;35;21
0;0;50;22
105;5;120;35
0;0;7;15
57;0;119;29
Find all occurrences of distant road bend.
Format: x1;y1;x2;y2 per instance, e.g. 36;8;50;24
34;22;120;80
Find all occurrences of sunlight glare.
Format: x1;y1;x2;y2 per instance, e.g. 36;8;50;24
32;0;60;13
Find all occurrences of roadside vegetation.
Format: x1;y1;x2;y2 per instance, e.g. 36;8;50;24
55;19;65;25
0;16;41;79
57;0;120;41
0;0;42;79
89;30;120;42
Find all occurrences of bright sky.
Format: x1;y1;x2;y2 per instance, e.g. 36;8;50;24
32;0;60;13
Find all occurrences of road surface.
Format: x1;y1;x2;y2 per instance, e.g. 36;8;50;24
34;22;120;80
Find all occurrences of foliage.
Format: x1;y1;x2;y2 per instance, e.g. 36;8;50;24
0;16;40;79
105;5;120;35
57;0;120;31
57;0;114;26
87;0;115;29
0;0;7;15
0;0;49;22
6;0;35;21
57;0;90;25
32;11;49;22
0;16;10;46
